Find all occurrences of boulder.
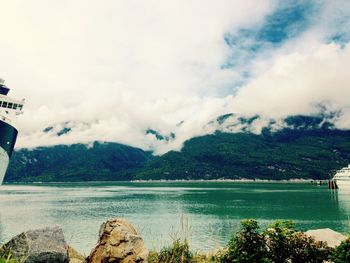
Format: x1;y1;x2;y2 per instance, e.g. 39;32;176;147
87;218;149;263
0;226;68;263
305;228;347;248
68;246;85;263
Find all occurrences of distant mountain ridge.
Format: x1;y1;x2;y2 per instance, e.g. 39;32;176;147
133;115;350;180
4;115;350;182
5;142;152;182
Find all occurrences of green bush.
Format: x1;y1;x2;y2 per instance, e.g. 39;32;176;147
221;220;332;263
221;219;268;263
332;237;350;263
289;232;332;263
264;221;295;263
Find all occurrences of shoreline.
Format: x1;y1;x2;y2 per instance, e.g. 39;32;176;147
131;178;317;183
1;219;348;263
1;178;322;185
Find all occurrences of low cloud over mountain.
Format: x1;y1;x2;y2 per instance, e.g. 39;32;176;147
1;1;350;154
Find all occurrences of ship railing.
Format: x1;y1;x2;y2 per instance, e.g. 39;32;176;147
0;114;12;123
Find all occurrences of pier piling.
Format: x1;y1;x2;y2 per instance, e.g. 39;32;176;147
328;180;338;189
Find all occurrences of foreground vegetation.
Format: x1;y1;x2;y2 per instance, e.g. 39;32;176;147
149;220;350;263
0;253;19;263
1;219;349;262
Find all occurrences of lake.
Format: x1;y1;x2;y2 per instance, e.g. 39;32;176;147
0;182;349;254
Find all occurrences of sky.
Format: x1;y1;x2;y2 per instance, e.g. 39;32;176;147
0;0;350;154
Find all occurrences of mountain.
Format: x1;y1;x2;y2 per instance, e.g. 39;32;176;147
4;142;152;182
133;116;350;180
4;115;350;182
146;129;175;141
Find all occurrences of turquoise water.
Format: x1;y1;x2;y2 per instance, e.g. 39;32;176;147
0;182;349;254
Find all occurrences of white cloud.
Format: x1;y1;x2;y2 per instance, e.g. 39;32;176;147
0;0;274;153
1;1;350;154
229;43;350;119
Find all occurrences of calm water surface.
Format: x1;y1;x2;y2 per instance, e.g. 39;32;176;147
0;182;349;254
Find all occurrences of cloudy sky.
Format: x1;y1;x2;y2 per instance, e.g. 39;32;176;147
1;0;350;154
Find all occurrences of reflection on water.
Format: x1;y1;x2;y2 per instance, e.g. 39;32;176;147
337;188;350;228
0;182;349;254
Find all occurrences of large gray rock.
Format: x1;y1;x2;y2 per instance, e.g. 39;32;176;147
87;218;149;263
305;228;347;248
0;226;68;263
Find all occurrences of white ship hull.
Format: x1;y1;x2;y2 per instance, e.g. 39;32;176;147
0;146;9;183
332;164;350;189
0;79;23;184
335;180;350;188
0;120;18;184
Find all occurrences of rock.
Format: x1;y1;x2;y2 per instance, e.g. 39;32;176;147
68;246;85;263
305;228;347;248
0;226;68;263
87;218;149;263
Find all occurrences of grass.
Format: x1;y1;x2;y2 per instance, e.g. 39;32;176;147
148;215;223;263
147;219;350;263
0;253;21;263
148;239;223;263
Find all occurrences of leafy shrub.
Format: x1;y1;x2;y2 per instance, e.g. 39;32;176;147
221;219;332;263
289;232;332;263
221;219;268;263
264;220;295;263
332;237;350;263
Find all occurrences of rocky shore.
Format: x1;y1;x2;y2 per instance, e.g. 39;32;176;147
0;218;149;263
0;218;348;263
